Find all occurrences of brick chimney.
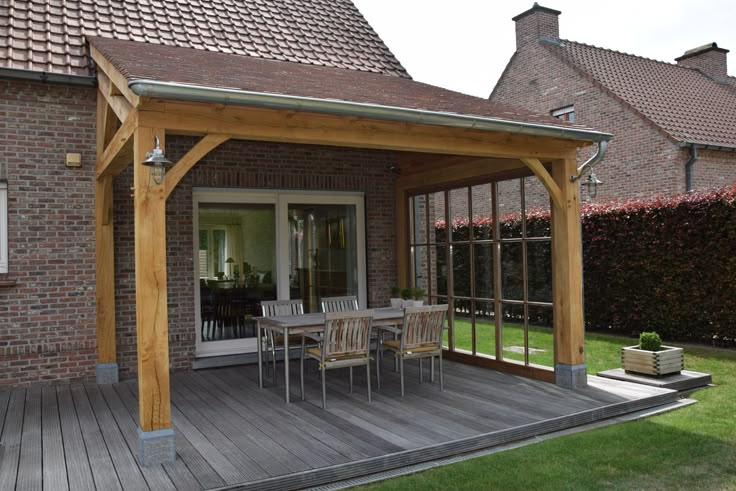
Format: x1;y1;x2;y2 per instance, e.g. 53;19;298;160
676;43;729;79
512;3;561;51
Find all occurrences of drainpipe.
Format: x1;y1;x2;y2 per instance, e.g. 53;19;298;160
685;144;698;192
570;140;608;182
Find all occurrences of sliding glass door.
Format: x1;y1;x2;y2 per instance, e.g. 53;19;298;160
194;189;366;357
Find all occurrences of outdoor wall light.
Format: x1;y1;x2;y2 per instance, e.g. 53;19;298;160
584;172;603;198
142;135;172;185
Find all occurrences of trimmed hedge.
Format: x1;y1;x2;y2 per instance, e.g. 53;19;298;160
434;185;736;346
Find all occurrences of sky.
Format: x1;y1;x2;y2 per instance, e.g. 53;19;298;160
351;0;736;97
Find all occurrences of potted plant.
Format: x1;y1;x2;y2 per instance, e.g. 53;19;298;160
389;286;403;309
621;331;684;376
400;288;414;309
412;287;426;307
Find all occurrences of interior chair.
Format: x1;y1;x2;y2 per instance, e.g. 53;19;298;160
261;299;304;383
378;305;447;396
300;309;374;409
320;295;359;313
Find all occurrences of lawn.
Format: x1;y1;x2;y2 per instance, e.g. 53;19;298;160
363;332;736;490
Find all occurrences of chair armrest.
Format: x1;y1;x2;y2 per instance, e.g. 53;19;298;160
302;332;323;343
376;325;402;336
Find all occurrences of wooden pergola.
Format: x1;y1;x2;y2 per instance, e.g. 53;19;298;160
91;45;610;464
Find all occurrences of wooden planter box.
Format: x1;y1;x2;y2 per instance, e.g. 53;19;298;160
621;345;684;376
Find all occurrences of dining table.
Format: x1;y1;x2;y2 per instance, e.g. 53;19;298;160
256;307;405;403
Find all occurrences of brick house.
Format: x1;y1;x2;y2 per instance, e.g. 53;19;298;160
491;3;736;202
1;0;613;462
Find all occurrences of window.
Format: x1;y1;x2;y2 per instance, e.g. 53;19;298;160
551;105;575;122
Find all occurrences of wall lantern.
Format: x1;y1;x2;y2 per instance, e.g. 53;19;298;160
142;136;172;185
584;172;603;198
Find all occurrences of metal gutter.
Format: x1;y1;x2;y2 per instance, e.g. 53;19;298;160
0;67;97;87
571;140;608;180
128;80;613;143
685;144;698;192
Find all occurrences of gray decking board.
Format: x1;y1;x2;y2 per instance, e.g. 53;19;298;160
56;385;96;491
0;390;25;491
41;386;69;491
70;384;123;491
17;386;42;491
97;384;178;491
171;380;298;479
181;371;345;471
210;368;381;461
113;382;225;491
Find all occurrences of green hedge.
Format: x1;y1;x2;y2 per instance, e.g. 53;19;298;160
434;186;736;346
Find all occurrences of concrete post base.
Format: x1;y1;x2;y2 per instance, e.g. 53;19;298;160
95;362;119;384
137;428;176;465
555;363;588;389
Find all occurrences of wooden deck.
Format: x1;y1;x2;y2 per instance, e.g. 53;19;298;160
0;359;680;490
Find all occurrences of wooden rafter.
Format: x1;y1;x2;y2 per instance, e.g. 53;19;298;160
97;72;133;123
90;46;140;107
164;133;231;199
520;157;562;209
96;110;137;180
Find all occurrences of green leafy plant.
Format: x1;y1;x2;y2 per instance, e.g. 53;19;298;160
639;331;662;351
400;288;413;300
390;286;402;298
412;287;426;300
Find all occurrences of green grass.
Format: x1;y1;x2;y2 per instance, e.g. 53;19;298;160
362;335;736;490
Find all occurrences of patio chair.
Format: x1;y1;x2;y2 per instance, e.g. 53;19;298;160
300;309;374;409
379;304;447;396
320;295;358;313
261;299;304;383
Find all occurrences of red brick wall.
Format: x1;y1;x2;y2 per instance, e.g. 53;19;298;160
0;81;98;387
1;80;399;387
491;42;736;201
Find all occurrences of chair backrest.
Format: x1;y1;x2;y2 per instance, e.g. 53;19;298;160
401;305;448;351
261;299;304;317
320;295;359;313
323;310;374;359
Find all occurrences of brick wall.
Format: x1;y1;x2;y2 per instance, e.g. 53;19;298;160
490;41;709;201
112;137;398;380
0;81;98;387
1;80;399;387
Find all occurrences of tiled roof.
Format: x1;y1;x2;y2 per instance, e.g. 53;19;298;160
89;36;600;134
0;0;408;78
543;39;736;148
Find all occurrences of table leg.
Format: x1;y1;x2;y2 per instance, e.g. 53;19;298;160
257;320;263;389
283;327;290;404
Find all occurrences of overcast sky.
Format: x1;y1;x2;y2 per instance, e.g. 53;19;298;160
351;0;736;97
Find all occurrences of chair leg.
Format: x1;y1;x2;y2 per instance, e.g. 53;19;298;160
439;351;444;391
300;340;305;401
376;350;381;390
430;357;435;383
321;368;327;409
366;361;372;402
349;367;353;394
399;357;405;397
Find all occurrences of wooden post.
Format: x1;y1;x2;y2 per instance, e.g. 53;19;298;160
395;187;410;287
550;155;587;389
133;127;175;464
95;91;119;383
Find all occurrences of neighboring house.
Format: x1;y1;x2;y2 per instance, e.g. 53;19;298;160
1;0;613;463
491;3;736;202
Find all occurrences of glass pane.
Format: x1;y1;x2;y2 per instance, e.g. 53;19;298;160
527;241;552;303
473;242;494;300
289;204;358;313
198;203;277;343
500;303;526;364
451;244;470;297
501;242;523;301
498;179;522;239
524;176;551;238
527;305;554;368
412;245;430;296
475;300;496;358
411;194;428;245
471;184;493;240
451;299;472;353
434;244;448;297
429;191;446;244
449;188;469;242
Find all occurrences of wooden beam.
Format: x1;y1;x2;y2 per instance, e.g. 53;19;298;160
96;110;136;180
97;72;133;123
164;133;230;199
134;126;171;432
90;46;140;107
95;91;116;366
396;156;527;194
550;155;585;368
137;101;585;161
395;187;410;289
520;157;562;209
